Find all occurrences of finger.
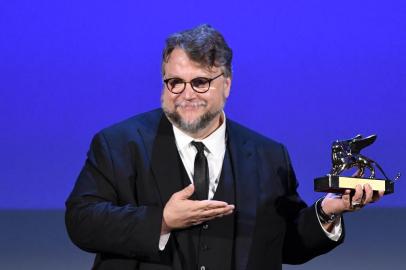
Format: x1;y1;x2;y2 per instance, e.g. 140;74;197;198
188;219;203;226
199;215;219;222
341;190;352;210
363;184;373;204
190;208;234;226
200;207;235;222
189;213;224;225
197;205;234;219
352;184;363;203
196;200;229;210
221;208;234;216
200;210;231;222
176;184;195;199
188;201;229;215
349;185;366;211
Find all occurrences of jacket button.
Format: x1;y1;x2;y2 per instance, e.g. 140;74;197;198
201;244;208;251
203;224;209;229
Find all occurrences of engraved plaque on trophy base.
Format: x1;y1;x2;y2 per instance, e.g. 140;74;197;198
314;175;394;194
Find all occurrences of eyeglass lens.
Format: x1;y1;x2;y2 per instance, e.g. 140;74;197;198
167;77;211;93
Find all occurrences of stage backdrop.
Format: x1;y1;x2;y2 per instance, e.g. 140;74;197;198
1;1;405;209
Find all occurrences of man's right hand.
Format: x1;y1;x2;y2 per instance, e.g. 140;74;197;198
161;184;234;234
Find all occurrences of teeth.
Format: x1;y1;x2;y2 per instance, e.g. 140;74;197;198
176;102;206;108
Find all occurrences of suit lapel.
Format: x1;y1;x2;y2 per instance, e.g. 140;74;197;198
138;113;184;206
226;120;259;270
138;113;193;269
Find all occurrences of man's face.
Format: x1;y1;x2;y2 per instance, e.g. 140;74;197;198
161;48;231;137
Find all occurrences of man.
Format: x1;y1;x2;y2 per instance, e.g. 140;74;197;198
65;24;382;270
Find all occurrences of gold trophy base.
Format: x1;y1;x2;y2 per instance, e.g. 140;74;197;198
314;175;394;194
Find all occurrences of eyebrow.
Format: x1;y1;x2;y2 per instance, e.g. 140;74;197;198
164;74;212;79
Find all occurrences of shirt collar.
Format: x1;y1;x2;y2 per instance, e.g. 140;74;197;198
172;112;227;157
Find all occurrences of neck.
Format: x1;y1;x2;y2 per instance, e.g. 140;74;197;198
186;113;224;140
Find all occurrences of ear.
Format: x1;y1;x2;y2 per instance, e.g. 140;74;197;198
223;76;232;98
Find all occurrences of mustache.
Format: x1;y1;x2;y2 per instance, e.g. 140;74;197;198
174;100;207;108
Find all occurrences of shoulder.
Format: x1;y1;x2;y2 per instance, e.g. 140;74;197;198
101;108;162;133
226;118;285;150
95;108;163;144
226;118;290;166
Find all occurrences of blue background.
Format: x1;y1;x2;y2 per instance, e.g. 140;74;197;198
1;1;405;209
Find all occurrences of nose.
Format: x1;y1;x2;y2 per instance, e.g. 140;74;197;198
182;82;198;100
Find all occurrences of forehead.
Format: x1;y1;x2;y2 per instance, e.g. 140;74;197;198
163;48;220;77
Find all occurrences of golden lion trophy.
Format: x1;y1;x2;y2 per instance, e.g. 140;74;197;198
314;134;400;194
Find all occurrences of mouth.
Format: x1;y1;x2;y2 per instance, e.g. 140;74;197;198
175;101;207;111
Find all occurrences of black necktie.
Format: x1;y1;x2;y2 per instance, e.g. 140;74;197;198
191;141;209;200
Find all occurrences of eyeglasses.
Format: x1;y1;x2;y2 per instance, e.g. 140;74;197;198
163;73;224;94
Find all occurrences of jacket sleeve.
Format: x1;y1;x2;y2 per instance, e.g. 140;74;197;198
279;146;345;264
65;132;164;262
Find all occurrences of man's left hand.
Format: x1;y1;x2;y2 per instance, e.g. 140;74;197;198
322;184;385;216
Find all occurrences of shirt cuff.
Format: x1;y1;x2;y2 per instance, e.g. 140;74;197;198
159;233;171;250
314;202;343;242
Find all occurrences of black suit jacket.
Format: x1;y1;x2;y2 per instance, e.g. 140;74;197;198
65;108;343;270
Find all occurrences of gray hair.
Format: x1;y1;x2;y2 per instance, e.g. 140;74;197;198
162;24;233;78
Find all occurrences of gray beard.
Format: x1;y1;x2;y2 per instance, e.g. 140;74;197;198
163;107;222;135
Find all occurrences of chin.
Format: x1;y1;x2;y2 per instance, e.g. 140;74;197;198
180;118;201;128
177;108;204;122
180;111;203;120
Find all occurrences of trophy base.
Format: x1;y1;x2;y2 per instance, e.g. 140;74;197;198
314;175;394;194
